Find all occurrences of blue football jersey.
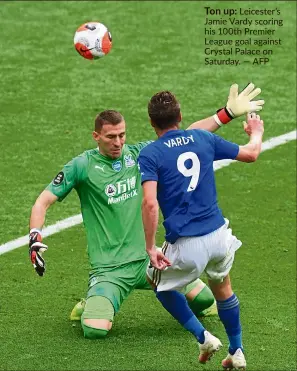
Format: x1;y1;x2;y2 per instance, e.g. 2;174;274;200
138;129;239;243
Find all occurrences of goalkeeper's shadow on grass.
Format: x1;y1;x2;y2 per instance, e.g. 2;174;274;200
69;317;189;340
69;309;224;340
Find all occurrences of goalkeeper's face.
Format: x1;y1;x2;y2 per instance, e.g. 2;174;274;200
93;121;126;159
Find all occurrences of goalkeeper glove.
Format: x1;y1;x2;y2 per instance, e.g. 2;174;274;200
29;228;48;277
214;82;265;126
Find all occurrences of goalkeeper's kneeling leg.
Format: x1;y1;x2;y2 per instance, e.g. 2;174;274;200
81;296;114;339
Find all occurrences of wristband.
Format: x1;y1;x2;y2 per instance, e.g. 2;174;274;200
29;228;42;245
29;228;42;236
213;107;234;126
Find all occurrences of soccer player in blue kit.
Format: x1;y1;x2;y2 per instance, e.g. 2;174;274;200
139;91;264;369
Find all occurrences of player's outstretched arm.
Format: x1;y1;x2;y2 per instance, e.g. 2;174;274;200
236;112;264;163
187;82;265;132
29;190;58;276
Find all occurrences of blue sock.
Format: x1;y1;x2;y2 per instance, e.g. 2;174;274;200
217;293;243;354
156;290;206;343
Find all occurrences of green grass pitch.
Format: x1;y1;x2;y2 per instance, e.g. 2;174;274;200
0;1;296;370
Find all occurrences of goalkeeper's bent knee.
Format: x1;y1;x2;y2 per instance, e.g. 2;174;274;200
187;283;215;316
81;296;114;339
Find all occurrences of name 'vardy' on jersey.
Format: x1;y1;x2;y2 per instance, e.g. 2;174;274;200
138;129;239;244
164;134;194;148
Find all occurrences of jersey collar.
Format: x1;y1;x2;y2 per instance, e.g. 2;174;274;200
160;129;184;138
96;146;125;162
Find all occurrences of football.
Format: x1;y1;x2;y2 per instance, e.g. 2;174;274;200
74;22;112;60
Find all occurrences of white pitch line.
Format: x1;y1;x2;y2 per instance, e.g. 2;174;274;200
213;129;297;170
0;214;83;255
1;130;296;256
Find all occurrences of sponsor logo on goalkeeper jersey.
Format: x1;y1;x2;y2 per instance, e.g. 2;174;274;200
105;176;138;204
124;154;136;168
108;190;138;204
95;164;105;172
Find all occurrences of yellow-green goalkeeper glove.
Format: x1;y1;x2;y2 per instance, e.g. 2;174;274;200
214;83;265;126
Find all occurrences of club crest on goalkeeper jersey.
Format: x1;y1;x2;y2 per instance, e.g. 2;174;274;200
47;142;151;270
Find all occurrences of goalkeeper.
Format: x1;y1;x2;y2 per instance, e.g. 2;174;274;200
29;83;264;339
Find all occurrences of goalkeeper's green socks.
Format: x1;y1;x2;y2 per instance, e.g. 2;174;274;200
188;285;215;317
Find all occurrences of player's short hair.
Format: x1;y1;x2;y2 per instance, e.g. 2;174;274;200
148;91;181;130
95;110;124;132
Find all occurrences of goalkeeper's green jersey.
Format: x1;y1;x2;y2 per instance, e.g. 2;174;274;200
46;142;151;271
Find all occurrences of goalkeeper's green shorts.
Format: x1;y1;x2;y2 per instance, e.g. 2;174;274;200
87;257;151;313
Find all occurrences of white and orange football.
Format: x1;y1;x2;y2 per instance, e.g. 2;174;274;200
74;22;112;60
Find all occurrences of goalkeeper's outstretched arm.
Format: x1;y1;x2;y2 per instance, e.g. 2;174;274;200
187;82;265;132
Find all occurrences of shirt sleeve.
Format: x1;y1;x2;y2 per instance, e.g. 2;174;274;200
213;134;239;160
138;150;158;184
46;158;79;202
